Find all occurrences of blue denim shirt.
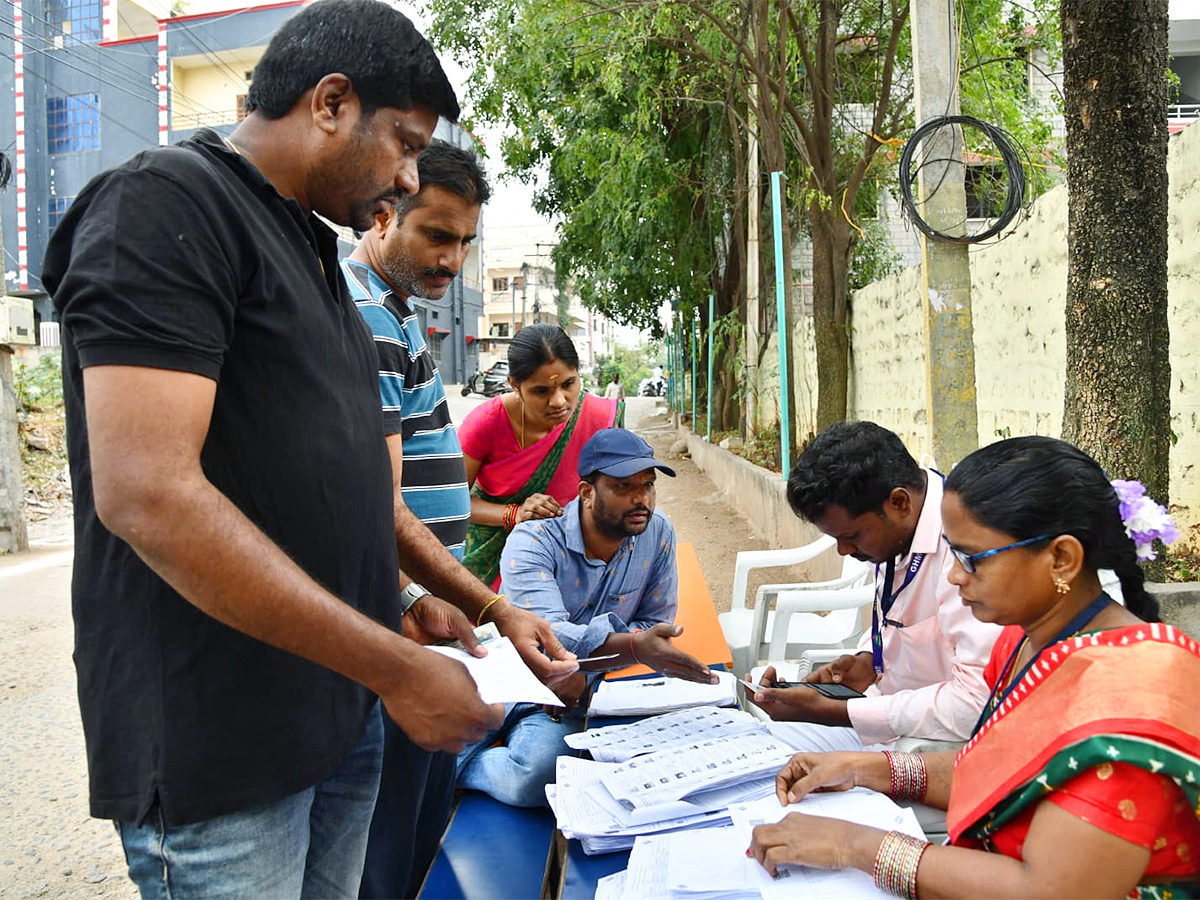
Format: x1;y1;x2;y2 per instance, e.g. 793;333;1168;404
498;498;678;658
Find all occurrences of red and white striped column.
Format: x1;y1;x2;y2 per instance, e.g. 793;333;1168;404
101;0;115;42
12;0;28;289
157;20;168;146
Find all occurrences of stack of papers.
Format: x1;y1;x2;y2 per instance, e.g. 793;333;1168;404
565;707;767;763
603;789;926;900
590;671;738;716
548;733;793;854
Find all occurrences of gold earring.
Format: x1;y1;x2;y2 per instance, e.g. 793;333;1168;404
1053;576;1070;595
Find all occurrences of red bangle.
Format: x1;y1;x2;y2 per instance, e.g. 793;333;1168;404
629;630;642;665
503;503;519;531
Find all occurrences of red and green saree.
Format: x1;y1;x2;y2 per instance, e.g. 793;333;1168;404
948;623;1200;899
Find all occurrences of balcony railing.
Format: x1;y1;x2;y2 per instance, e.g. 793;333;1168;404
171;108;241;130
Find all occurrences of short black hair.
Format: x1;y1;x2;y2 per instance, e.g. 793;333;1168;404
394;139;491;223
946;436;1159;623
787;420;924;522
245;0;459;121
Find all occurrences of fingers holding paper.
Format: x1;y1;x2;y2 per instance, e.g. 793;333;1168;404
380;649;505;754
774;751;875;805
749;813;884;877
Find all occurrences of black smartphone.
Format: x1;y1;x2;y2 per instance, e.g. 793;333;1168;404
770;680;866;700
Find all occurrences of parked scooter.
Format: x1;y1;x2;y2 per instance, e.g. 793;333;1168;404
638;376;666;397
461;362;512;398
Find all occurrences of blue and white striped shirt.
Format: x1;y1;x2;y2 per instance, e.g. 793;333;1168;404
343;259;469;558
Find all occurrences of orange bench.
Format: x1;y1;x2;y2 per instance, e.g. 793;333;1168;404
605;540;732;678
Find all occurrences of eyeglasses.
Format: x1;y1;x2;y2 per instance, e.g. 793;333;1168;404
941;533;1052;573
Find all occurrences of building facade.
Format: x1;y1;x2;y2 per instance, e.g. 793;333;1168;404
1;0;484;382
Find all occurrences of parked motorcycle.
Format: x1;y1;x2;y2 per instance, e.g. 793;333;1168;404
639;376;666;397
462;363;512;398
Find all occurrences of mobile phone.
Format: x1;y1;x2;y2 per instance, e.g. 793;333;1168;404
771;680;866;700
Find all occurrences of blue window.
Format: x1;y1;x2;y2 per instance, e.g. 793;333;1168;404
46;94;100;154
48;196;74;229
47;0;101;45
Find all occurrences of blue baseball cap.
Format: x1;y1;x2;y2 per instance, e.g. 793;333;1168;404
578;428;677;479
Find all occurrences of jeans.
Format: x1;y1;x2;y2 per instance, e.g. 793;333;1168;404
117;702;384;900
455;703;582;808
358;716;456;899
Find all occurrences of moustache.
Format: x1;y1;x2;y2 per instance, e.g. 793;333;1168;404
424;268;457;279
624;507;651;518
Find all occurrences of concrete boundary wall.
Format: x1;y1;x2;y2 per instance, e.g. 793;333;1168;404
679;426;840;583
766;121;1200;542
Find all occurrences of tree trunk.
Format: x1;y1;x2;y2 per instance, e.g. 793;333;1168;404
810;203;850;432
1060;1;1171;523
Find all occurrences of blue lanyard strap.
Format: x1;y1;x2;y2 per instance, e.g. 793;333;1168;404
970;591;1113;737
871;553;926;675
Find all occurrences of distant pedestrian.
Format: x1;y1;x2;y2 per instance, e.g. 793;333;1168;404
604;372;626;400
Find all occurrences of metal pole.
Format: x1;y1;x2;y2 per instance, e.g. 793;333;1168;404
690;309;698;431
771;171;791;482
706;293;714;441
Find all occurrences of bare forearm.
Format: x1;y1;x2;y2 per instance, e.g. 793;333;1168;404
919;751;956;809
106;472;420;697
470;495;508;528
394;503;494;616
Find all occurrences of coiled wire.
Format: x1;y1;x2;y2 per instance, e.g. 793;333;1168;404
899;114;1026;244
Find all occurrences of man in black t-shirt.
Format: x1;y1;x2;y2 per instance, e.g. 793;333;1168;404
41;2;572;896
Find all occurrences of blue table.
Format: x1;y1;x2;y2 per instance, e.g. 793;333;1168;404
417;792;557;899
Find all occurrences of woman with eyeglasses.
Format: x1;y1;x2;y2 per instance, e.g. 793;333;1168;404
749;436;1200;899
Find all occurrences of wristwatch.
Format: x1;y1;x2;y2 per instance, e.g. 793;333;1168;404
399;582;431;615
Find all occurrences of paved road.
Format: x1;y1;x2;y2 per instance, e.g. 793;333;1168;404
0;390;660;898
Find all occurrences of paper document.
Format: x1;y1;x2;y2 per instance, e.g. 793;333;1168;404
427;636;561;707
601;733;794;810
728;790;925;900
590;670;738;716
566;706;766;762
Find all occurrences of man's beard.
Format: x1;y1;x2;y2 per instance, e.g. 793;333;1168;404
380;251;452;300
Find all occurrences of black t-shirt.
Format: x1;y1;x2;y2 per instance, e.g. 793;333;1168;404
41;130;401;826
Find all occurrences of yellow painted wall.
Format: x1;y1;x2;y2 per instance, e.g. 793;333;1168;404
810;120;1200;543
172;54;262;129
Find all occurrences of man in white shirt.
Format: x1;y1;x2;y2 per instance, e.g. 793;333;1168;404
747;420;1000;749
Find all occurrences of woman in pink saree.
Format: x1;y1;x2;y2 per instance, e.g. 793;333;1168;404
459;324;622;587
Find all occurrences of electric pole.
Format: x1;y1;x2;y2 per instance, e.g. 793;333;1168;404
910;0;979;468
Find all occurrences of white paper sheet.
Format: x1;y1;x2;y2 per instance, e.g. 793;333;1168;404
426;636;562;706
589;671;738;716
728;790;926;900
594;871;628;900
664;825;761;900
566;706;766;762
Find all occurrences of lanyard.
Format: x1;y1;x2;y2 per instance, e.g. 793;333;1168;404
969;591;1112;737
871;553;926;675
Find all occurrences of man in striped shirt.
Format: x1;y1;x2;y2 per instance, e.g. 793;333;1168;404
342;141;510;898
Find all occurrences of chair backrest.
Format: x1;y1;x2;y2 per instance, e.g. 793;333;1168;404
766;583;876;661
728;534;836;612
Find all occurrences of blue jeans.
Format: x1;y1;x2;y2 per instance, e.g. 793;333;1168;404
117;702;384;899
358;716;456;899
455;703;582;808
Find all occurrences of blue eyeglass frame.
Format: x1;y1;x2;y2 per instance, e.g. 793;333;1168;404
941;533;1053;573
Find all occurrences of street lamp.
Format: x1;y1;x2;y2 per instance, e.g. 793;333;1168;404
517;261;529;333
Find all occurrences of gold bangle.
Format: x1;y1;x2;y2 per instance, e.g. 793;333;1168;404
477;594;505;627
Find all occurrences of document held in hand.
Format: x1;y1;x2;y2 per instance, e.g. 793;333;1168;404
427;636;563;707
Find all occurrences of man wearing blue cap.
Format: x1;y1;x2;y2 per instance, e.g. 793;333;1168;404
456;427;716;807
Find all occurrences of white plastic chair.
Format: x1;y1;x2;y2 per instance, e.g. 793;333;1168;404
720;535;837;676
764;582;877;665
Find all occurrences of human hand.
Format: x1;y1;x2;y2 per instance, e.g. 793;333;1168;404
487;600;579;686
805;651;877;692
635;623;717;683
400;595;486;656
379;648;505;753
744;666;849;725
547;671;588;713
517;493;563;522
772;751;872;804
749;813;884;877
